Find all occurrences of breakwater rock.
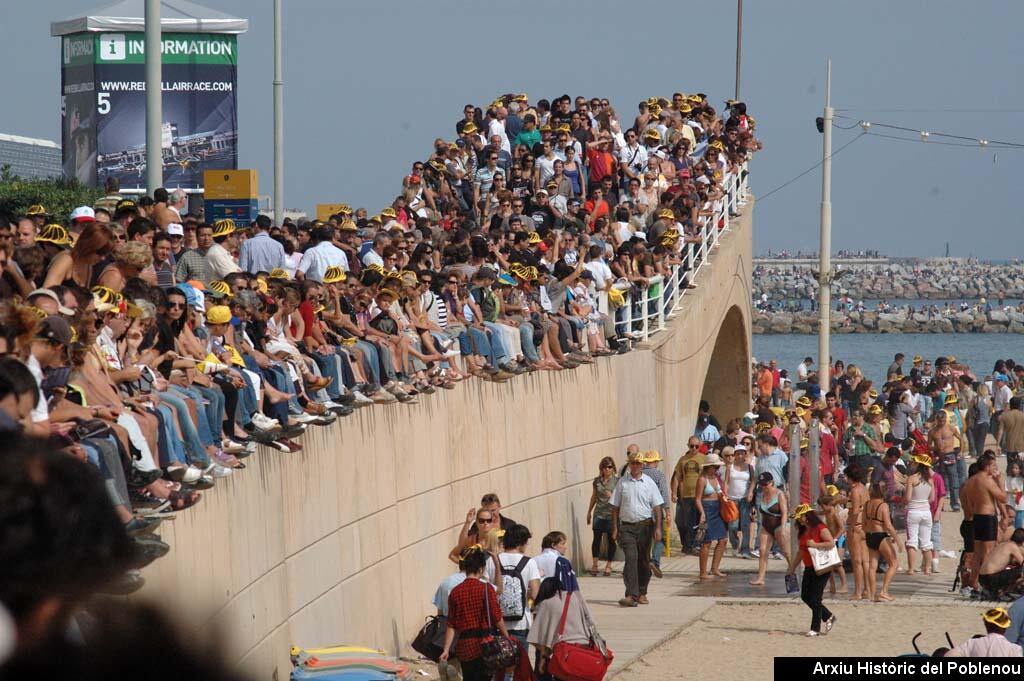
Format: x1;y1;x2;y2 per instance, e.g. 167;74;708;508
754;259;1024;303
753;308;1024;335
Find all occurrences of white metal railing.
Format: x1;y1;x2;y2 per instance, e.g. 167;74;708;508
612;161;749;344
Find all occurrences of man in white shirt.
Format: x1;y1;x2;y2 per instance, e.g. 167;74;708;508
296;226;350;281
618;129;649;184
204;219;241;281
610;451;664;607
487;106;511;153
584;245;614;291
362;233;389;268
796;356;817;391
946;608;1022;657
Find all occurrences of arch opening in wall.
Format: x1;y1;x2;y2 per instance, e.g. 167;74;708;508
699;305;751;422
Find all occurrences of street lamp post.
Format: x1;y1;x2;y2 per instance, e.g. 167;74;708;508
273;0;284;226
144;0;163;192
818;60;833;396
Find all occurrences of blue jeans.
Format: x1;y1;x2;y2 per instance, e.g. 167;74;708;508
354;340;382;384
158;390;209;466
518;323;540;363
931;520;943;553
652;508;669;566
942;459;963;511
482;322;510;365
191;384;225;443
728;498;754;554
309;350;344;399
675;498;699;551
155;404;188;467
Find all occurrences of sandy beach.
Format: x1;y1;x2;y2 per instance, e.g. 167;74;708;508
613;602;985;681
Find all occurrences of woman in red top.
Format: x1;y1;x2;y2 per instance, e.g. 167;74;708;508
441;546;511;681
786;504;837;637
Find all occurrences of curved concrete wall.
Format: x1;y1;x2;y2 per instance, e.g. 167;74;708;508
139;202;753;680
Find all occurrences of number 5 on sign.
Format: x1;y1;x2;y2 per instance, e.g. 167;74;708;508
97;93;110;115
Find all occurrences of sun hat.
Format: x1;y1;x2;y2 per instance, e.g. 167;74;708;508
702;452;723;467
983;608;1011;629
641;450;662;463
207;280;234;299
790;503;813;519
912;454;933;468
322;266;347;284
212;219;236;237
268;268;290;280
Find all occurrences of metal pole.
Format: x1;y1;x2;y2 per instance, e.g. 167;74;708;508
144;0;163;192
734;0;743;101
273;0;284;226
818;60;833;396
788;424;801;558
809;420;821;505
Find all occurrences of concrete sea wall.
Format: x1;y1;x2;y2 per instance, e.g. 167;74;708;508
137;206;754;681
754;260;1024;303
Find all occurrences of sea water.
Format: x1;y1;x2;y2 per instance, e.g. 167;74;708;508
752;333;1021;384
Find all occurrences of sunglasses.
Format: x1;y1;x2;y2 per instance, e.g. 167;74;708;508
601;464;614;469
167;302;185;309
476;517;495;524
447;279;458;285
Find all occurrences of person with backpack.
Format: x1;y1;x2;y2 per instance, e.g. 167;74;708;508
484;523;542;649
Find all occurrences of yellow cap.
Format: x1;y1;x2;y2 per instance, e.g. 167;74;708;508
640;450;662;463
381;207;397;219
36;224;73;246
869;404;883;415
268;268;290;280
206;305;231;325
26;204;47;217
255;279;268;294
462;122;479;135
527;232;542;244
825;484;839;497
658;208;675;220
339;219;358;232
912;454;933;468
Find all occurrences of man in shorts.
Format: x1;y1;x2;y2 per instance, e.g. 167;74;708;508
979;529;1024;599
964;453;1014;591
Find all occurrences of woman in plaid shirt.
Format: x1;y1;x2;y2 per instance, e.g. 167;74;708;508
441;546;511;681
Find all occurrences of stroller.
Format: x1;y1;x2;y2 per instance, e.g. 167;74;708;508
900;632;955;658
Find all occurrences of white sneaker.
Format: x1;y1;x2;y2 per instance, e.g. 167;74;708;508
351;390;374;406
940;550;957;559
182;465;203;484
290;412;319;424
251;413;282;431
932;558;941;573
222;439;247;453
372;391;397;404
205;463;233;478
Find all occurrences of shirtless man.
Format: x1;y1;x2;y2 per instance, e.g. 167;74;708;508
963;453;1014;590
929;410;963;511
978;528;1024;597
846;463;870;600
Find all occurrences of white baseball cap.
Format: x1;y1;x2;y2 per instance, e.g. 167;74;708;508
69;205;95;222
27;288;74;316
167;223;184;237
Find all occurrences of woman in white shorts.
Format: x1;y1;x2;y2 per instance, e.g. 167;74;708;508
904;454;936;575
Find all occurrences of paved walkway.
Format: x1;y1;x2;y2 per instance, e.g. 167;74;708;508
583;500;977;676
578;554;712;676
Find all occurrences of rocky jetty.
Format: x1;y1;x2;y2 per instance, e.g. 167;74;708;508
753;308;1024;335
754;259;1024;303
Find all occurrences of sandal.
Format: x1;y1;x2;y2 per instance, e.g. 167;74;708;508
603;568;612;577
168;489;202;511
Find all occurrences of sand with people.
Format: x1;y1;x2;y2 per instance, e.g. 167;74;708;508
614;602;982;681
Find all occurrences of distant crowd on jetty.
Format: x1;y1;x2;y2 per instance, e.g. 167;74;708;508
754;260;1024;310
758;249;883;260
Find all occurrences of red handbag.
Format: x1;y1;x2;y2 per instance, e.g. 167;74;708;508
546;592;613;681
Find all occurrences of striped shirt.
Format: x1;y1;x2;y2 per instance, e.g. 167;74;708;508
174;248;209;284
154;261;175;289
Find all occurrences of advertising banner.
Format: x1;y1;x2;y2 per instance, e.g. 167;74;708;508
95;32;238;190
59;31;238;190
61;33;98;185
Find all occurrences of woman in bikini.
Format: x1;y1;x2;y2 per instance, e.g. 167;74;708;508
865;481;899;602
695;454;729;580
846;463;870;600
750;472;790;586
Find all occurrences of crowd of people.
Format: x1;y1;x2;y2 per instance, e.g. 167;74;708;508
0;89;756;677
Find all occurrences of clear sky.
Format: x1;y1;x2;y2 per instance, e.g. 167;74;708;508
5;0;1023;257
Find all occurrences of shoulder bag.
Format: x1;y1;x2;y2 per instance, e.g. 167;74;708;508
480;586;518;673
547;592;614;681
808;525;842;575
411;615;447;662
